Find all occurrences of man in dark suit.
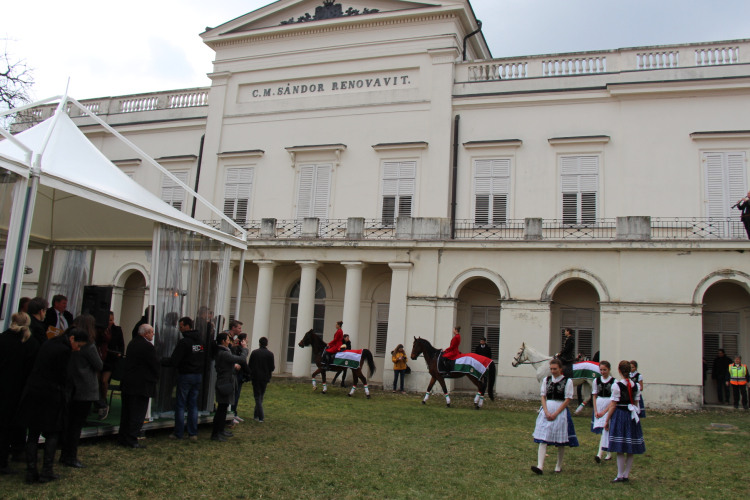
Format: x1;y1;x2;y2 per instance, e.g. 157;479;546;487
248;337;275;423
735;191;750;239
118;324;160;449
43;295;74;333
557;328;575;366
474;337;493;360
27;298;49;346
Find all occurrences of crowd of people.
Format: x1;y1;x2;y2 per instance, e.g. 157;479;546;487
0;297;275;485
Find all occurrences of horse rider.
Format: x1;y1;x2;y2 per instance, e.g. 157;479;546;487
556;327;575;369
442;326;462;360
323;321;344;368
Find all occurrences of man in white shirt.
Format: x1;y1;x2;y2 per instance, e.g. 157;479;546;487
43;295;74;332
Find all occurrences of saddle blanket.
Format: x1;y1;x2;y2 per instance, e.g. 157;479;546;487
332;350;362;369
563;360;601;379
438;352;492;379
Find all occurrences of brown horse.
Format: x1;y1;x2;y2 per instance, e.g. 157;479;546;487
410;337;496;409
298;329;376;398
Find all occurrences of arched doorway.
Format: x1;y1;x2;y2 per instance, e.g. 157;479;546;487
550;280;600;361
119;271;147;346
285;279;326;373
455;277;503;389
702;281;750;404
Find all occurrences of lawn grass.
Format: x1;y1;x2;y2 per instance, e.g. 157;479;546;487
1;379;748;500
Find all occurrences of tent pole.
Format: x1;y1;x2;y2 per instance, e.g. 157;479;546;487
234;250;246;320
149;223;161;326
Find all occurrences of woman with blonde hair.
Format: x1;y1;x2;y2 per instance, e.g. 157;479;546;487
0;312;39;475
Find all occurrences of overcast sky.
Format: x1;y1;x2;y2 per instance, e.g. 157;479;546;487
3;0;749;100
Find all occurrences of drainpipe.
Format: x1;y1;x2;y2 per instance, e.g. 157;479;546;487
450;114;460;239
190;134;205;218
462;20;483;61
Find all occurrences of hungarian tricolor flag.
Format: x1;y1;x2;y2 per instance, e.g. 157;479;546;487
453;353;492;379
572;360;600;379
333;350;363;369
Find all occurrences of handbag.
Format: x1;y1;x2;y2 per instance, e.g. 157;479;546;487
216;383;234;396
405;365;411;375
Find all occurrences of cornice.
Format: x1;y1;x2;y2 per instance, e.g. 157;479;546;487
155;155;198;163
548;135;610;145
111;158;142;166
372;141;427;151
218;150;265;159
286;143;347;168
463;140;522;149
690;130;750;140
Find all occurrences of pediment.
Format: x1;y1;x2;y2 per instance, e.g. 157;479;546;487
211;0;441;35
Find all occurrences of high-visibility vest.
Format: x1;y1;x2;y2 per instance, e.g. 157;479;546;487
729;364;748;385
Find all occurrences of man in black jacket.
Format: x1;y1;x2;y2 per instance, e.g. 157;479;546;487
713;349;733;404
27;298;49;346
43;295;74;333
557;328;575;366
118;324;160;449
248;337;275;423
735;191;750;239
474;337;493;360
161;317;205;440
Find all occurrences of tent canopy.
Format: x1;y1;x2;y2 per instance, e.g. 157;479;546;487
0;112;246;248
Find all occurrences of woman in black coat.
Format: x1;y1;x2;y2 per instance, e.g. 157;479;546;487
16;328;88;484
211;333;249;442
0;313;39;475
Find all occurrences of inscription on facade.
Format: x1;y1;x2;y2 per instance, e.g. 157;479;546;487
239;70;418;102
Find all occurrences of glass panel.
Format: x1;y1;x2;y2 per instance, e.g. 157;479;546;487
151;226;227;416
47;248;91;317
314;279;326;299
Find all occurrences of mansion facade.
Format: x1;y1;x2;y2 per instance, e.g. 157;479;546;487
17;0;750;407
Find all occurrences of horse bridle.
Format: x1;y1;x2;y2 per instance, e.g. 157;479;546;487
513;346;533;366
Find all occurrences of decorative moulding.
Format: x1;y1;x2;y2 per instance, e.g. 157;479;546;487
217;150;265;158
428;47;460;65
372;142;428;151
463;139;522;149
548;135;610;145
155;155;198;163
690;130;750;140
285;143;347;168
112;158;142;166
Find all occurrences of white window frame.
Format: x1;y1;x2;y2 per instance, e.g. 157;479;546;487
380;160;417;224
223;166;254;224
703;150;747;236
559;155;600;226
161;170;189;213
472;157;512;226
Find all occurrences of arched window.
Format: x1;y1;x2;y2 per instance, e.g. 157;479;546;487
286;279;326;365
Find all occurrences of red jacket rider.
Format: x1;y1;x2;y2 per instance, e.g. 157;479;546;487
442;327;462;360
326;321;344;353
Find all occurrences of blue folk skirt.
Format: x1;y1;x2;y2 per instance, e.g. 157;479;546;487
638;394;647;418
608;407;646;454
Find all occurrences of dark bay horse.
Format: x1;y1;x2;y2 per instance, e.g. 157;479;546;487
298;329;376;398
410;337;496;409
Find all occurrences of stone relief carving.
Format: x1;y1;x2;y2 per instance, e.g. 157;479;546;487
281;0;380;25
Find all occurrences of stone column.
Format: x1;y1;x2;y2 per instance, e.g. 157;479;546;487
341;262;366;347
385;263;412;360
251;260;277;352
292;261;321;377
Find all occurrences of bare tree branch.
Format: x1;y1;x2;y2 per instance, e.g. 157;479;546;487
0;38;35;129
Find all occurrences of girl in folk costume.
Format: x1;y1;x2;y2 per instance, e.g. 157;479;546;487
605;360;646;483
591;360;614;463
629;360;646;418
531;358;579;475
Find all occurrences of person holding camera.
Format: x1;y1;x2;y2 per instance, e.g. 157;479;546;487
735;191;750;239
211;333;250;442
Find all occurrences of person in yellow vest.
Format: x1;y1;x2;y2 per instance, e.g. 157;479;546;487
726;356;749;409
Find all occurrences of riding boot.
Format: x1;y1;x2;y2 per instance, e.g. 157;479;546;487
25;445;38;484
38;436;59;483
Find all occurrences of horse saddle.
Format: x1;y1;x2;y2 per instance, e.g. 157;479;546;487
437;352;455;376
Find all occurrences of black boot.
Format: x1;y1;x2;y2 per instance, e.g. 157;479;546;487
25;447;38;484
38;436;59;483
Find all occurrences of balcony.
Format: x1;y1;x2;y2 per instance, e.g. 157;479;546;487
203;216;748;242
455;39;747;83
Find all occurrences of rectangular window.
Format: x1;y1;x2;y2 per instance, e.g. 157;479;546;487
560;156;598;225
704;312;740;373
560;308;594;359
223;167;253;225
296;164;332;220
375;303;389;356
382;161;416;224
470;306;500;361
704;151;747;237
474;159;510;225
161;171;189;212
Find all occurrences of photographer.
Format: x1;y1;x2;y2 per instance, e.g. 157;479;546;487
735;191;750;239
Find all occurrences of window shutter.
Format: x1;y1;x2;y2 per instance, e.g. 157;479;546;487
577;329;593;359
560;156;598;224
471;306;487;325
296;165;315;219
471;326;486;353
728;153;747;237
577;309;594;328
475;195;490;225
223;167;253;223
474;158;510;225
375;303;389;356
470;306;500;361
703;312;721;331
382;161;416;219
705;153;727;220
398;196;413;218
382;197;396;223
703;333;720;369
561;309;577;327
492;195;507;225
161;171;188;212
312;165;331;220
